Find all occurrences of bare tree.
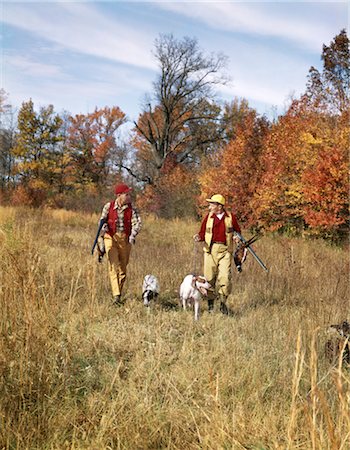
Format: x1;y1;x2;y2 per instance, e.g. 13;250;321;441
0;90;17;191
133;34;229;183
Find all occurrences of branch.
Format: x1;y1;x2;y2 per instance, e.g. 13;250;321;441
119;163;153;185
134;120;163;168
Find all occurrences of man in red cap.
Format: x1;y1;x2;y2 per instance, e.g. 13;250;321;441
193;194;240;314
99;183;142;305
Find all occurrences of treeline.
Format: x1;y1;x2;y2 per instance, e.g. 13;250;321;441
0;31;349;240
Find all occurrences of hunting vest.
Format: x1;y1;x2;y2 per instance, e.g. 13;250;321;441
204;213;234;253
106;201;133;238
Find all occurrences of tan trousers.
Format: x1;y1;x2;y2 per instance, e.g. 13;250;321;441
204;243;232;301
104;233;132;297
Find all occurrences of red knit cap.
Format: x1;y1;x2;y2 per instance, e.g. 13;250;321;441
115;183;131;195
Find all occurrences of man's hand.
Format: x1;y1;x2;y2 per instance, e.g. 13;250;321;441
129;236;136;245
193;234;201;242
233;235;240;244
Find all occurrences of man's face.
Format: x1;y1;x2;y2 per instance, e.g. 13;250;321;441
208;202;222;214
117;192;131;206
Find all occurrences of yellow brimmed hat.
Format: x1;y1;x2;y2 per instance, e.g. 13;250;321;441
206;194;225;206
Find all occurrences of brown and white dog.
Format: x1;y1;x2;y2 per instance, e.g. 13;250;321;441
179;274;212;321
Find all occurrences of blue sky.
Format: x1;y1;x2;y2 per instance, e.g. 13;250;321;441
1;1;348;124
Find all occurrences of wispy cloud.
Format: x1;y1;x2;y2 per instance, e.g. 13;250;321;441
1;1;347;121
3;2;157;70
4;54;153;117
219;77;292;107
5;55;63;77
156;2;346;52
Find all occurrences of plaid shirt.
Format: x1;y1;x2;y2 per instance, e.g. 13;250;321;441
100;201;142;239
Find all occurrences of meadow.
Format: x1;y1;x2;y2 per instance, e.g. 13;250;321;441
0;206;349;450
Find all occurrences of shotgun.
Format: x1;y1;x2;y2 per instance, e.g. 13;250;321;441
233;234;260;272
234;232;268;272
91;218;106;256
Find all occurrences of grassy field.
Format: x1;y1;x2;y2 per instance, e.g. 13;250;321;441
0;206;349;449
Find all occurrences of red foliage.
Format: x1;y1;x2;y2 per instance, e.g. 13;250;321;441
198;111;268;226
302;146;349;229
10;184;47;207
138;165;198;217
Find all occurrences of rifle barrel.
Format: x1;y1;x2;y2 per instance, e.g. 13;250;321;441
246;246;269;272
91;219;106;255
235;232;268;272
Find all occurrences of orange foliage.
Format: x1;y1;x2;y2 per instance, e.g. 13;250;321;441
10;184;47;208
302;111;349;233
252;101;333;232
136;184;163;215
138;164;198;218
68;106;126;186
199;97;349;239
198;111;268;226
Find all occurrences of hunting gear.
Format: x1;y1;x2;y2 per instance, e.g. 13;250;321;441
96;183;142;306
233;232;268;272
91;218;107;263
193;194;241;315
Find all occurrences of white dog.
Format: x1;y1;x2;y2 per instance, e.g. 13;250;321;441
142;274;160;306
179;274;212;321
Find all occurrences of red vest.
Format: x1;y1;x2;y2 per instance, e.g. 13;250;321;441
107;201;133;237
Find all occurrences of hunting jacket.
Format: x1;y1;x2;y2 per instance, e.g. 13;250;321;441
199;211;241;254
100;200;141;241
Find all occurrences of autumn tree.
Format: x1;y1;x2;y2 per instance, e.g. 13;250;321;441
221;98;255;142
252;102;325;233
302;29;349;237
199;107;270;226
251;30;349;238
132;34;229;185
301;109;349;239
67;106;126;191
305;29;349;114
12;99;64;205
137;164;199;218
253;102;349;237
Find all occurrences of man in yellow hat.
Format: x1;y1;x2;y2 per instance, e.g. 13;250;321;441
193;194;241;314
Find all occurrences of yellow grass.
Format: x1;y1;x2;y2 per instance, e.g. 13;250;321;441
0;206;349;449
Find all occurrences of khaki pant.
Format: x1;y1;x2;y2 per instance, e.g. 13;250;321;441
104;233;132;297
204;243;232;301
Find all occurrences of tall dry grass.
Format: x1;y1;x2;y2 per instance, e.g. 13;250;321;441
0;206;349;449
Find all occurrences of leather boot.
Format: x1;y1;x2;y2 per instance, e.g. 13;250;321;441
208;298;214;313
219;295;228;315
113;295;123;306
